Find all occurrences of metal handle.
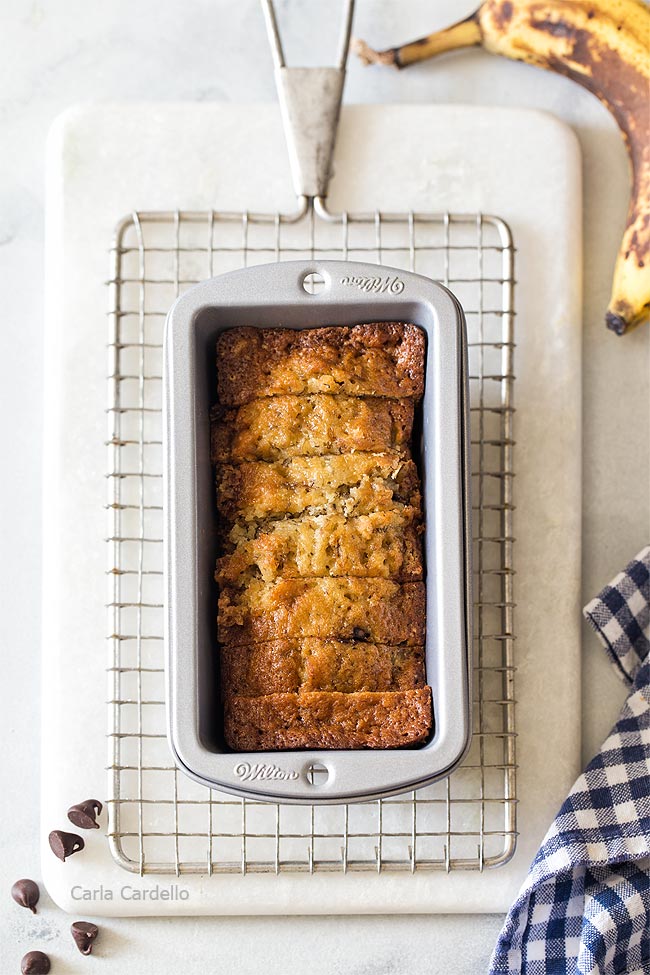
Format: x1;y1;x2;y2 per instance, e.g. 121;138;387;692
262;0;354;70
261;0;354;201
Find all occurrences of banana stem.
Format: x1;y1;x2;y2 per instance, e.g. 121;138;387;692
353;16;482;69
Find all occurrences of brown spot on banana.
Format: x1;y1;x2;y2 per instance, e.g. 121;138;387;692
354;0;650;333
492;0;516;28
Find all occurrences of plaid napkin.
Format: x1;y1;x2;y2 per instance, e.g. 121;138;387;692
490;546;650;975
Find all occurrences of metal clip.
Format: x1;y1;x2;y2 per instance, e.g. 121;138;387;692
262;0;354;202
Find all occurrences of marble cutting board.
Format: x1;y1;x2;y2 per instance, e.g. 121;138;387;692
41;102;582;914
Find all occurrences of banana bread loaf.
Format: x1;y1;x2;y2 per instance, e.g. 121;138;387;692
224;689;433;750
216;323;425;405
213;322;430;751
211;394;415;463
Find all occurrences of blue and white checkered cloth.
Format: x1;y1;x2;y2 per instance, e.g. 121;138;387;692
490;546;650;975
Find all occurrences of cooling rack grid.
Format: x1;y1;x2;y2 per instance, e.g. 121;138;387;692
107;202;516;875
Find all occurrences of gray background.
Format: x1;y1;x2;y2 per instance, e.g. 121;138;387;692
1;0;647;971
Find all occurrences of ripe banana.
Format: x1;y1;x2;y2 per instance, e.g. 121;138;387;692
354;0;650;334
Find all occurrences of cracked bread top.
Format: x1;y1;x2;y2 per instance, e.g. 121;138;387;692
211;394;414;463
224;689;432;750
216;453;422;524
216;323;425;405
213;321;430;751
217;510;423;583
220;640;426;697
217;577;425;647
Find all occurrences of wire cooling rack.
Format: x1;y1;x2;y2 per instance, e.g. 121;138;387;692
107;201;516;875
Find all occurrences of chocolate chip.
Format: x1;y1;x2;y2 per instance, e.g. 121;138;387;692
21;951;50;975
11;878;40;914
67;798;103;830
49;829;85;861
71;920;99;955
352;627;370;641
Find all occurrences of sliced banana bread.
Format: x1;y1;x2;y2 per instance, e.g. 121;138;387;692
217;511;423;583
224;688;433;750
211;394;414;463
216;323;425;405
217;578;426;647
214;322;431;751
216;453;422;524
220;640;426;696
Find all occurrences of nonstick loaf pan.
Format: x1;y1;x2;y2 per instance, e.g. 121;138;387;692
164;260;472;804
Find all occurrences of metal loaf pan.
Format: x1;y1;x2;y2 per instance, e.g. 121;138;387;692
164;260;472;804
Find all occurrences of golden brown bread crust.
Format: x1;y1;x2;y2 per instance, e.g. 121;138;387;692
211;395;414;463
224;688;433;750
216;323;425;405
214;323;430;750
216;454;422;524
217;511;423;583
218;578;425;647
220;640;426;696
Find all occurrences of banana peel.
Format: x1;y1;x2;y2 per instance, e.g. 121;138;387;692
354;0;650;334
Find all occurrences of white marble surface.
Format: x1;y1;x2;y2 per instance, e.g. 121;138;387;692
41;100;582;920
1;1;647;971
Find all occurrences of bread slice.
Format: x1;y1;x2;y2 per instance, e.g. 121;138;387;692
216;453;422;524
217;510;423;584
218;578;425;647
211;394;414;463
216;323;425;405
220;640;426;696
223;688;433;750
